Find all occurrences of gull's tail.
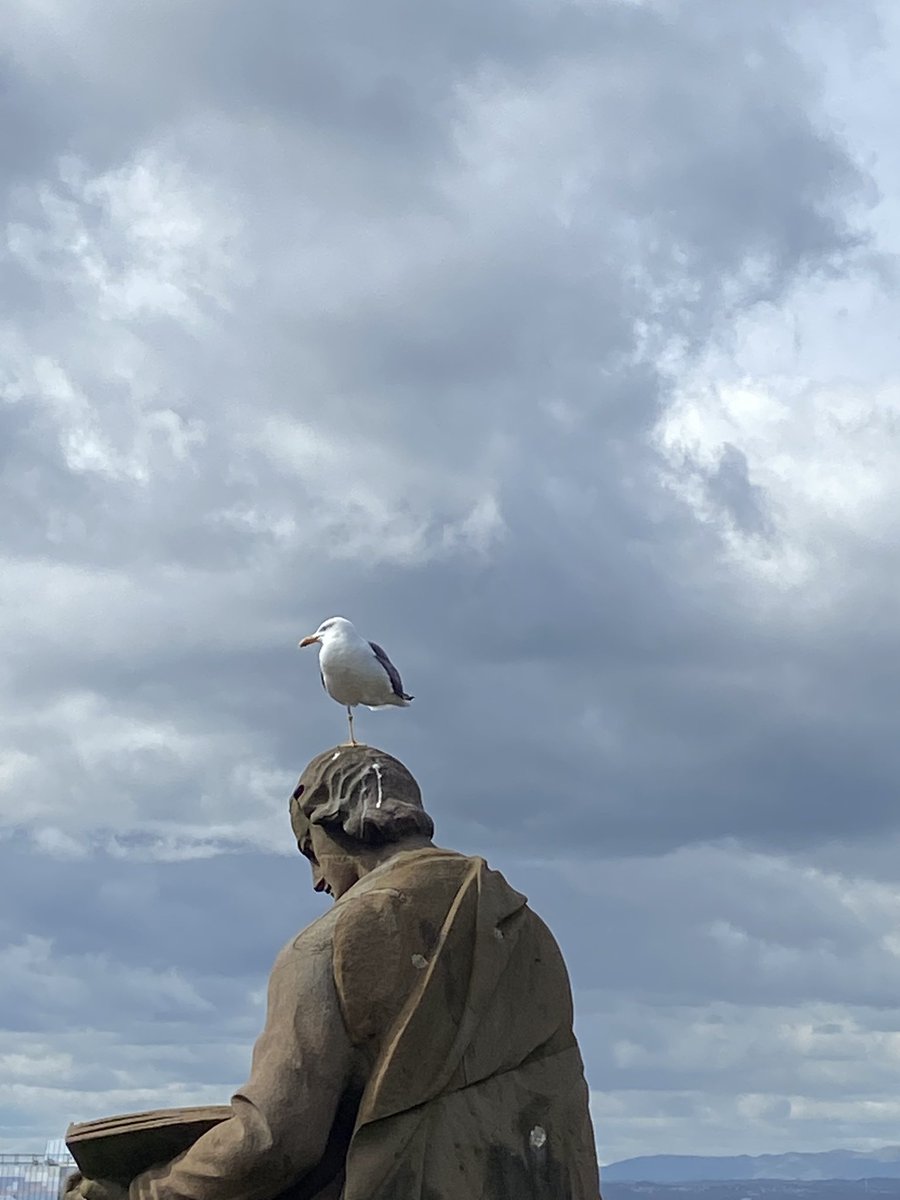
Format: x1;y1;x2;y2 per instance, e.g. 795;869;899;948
367;693;413;711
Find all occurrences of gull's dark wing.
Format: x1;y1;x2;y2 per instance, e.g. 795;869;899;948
320;668;326;691
369;641;413;701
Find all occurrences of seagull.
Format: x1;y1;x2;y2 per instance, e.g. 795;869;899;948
298;616;413;745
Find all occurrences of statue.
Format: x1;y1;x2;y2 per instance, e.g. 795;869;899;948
65;745;601;1199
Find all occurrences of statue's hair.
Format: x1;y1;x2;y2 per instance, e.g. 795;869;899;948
289;745;434;847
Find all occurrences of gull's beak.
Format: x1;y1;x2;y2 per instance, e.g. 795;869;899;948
298;634;320;648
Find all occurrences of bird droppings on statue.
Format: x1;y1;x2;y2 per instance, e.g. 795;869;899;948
298;616;413;745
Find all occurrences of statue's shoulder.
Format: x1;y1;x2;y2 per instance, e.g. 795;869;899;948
329;851;476;1046
278;904;344;968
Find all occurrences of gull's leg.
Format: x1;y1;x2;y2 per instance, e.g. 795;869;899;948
347;706;358;745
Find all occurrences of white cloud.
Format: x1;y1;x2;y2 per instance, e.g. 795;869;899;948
0;685;294;855
7;152;238;324
656;366;900;590
255;415;507;566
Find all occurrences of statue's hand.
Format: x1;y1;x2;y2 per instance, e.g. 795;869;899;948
61;1171;84;1199
61;1173;129;1200
82;1180;129;1200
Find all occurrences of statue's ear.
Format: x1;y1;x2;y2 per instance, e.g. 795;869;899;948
289;786;315;853
306;787;345;829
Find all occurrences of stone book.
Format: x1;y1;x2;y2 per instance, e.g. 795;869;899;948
65;1105;233;1185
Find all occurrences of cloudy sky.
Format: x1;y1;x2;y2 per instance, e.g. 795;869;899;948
3;0;900;1168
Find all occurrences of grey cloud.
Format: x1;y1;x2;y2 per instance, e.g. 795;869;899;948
505;844;900;1010
1;0;896;1163
701;443;773;535
0;836;316;983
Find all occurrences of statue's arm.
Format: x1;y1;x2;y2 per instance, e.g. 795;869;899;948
130;927;354;1200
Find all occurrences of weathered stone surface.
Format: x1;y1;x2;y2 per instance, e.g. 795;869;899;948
66;744;601;1200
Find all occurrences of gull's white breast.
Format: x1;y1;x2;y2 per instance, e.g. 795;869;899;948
320;638;394;707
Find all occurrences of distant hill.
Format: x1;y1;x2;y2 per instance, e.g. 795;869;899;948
602;1148;900;1182
602;1181;900;1200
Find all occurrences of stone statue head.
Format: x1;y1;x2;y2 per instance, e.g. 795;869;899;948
289;745;434;896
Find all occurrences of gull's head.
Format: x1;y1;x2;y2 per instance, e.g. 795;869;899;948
299;615;355;649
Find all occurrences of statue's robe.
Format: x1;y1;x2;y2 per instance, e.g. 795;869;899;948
131;849;601;1200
